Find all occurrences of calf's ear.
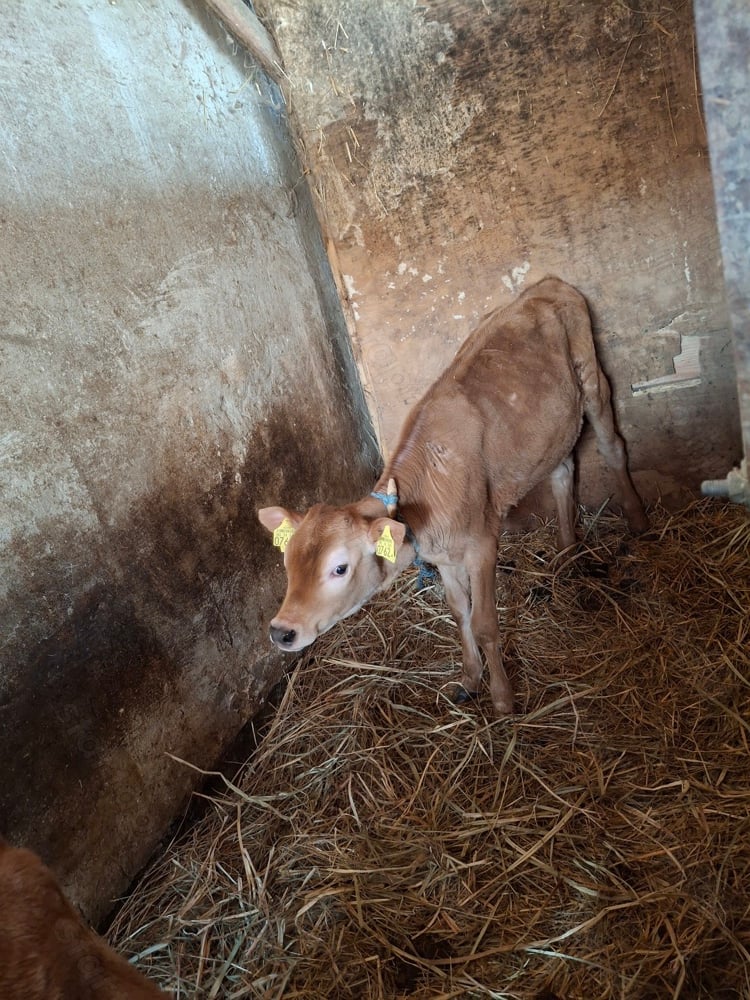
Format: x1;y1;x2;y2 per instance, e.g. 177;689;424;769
367;517;407;557
257;507;303;533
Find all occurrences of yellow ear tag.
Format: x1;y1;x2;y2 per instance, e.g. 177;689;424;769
375;524;397;563
272;518;295;553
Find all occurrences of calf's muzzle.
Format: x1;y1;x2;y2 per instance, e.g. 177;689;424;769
270;624;297;648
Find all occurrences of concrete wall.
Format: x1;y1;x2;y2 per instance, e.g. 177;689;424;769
0;1;379;922
260;0;743;511
695;0;750;478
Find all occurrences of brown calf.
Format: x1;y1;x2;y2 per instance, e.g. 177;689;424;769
259;277;648;715
0;838;166;999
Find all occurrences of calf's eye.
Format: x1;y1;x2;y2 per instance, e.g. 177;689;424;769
333;564;348;576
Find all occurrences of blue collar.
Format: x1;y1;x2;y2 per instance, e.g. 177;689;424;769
370;489;398;508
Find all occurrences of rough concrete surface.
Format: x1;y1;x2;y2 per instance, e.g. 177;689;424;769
261;0;742;508
695;0;750;470
0;0;378;922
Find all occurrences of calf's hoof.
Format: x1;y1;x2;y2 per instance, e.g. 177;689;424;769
628;509;650;535
451;685;480;706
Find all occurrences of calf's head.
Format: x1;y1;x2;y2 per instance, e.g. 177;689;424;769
258;503;407;652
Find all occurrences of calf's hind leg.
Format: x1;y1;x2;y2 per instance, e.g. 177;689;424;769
550;453;577;551
583;369;649;533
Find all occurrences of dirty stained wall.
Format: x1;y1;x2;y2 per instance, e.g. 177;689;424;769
260;0;742;509
0;0;378;922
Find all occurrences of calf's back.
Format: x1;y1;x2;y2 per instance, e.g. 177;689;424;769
390;277;595;524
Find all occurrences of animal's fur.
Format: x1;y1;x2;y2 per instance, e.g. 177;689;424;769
0;838;166;999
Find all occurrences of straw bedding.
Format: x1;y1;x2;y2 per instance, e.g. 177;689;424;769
109;500;750;999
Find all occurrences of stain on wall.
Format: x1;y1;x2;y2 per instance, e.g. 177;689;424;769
260;0;742;506
0;0;378;922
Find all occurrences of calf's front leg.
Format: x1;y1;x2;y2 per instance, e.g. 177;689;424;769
439;551;513;717
439;563;484;702
467;541;513;716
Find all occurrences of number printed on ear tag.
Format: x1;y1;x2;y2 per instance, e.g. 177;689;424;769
272;518;295;552
375;524;397;563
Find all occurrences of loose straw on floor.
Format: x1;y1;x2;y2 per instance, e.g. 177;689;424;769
109;500;750;999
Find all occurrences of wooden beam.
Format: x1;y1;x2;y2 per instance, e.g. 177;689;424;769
202;0;284;88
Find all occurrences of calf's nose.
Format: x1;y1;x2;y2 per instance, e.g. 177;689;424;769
270;624;297;648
